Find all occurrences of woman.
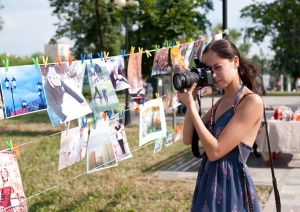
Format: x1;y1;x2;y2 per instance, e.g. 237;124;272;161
177;39;263;211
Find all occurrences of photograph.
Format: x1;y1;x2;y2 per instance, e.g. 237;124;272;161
87;59;120;113
66;60;86;91
170;44;190;74
106;56;130;91
127;53;146;104
182;41;196;68
40;63;92;126
164;92;173;111
174;125;183;142
109;114;132;161
139;98;167;147
0;150;27;211
0;64;47;118
87;117;118;173
58;126;89;170
153;138;163;154
165;131;174;147
151;48;169;76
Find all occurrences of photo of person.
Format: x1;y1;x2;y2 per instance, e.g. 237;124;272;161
192;40;205;60
87;117;118;173
0;64;47;118
170;44;190;74
0;150;27;211
106;56;130;91
109;114;132;161
87;59;120;113
165;131;173;147
139;98;167;147
153;138;163;154
151;48;169;76
66;60;86;91
127;53;146;104
58;126;89;170
40;64;92;126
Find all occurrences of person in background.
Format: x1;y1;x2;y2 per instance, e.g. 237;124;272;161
177;39;263;211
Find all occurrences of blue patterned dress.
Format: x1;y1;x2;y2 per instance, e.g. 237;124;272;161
191;86;261;211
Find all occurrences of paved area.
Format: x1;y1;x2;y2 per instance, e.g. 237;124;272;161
125;95;300;211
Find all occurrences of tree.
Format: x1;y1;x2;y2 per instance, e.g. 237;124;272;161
49;0;214;77
240;0;300;85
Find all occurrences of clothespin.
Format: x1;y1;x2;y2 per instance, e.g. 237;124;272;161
97;52;103;61
195;37;201;46
56;56;63;67
145;50;152;58
121;50;126;58
189;37;194;43
13;144;20;157
135;104;140;113
155;92;161;102
104;51;109;62
80;53;86;64
138;47;143;55
64;121;70;136
42;56;48;68
107;110;112;119
92;116;98;124
87;53;93;64
88;121;93;129
130;46;135;58
68;55;74;66
148;128;154;133
170;42;175;48
6;140;14;152
155;45;160;51
103;112;108;121
117;107;123;116
170;128;175;134
182;40;187;46
165;42;171;49
2;58;9;72
32;57;39;69
81;118;87;128
176;41;181;46
141;98;145;106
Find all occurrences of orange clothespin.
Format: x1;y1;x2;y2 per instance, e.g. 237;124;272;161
130;46;135;58
68;55;74;66
145;50;152;58
195;37;201;46
104;51;109;62
135;104;140;113
13;144;20;157
56;56;63;67
182;40;187;46
103;112;108;121
138;47;143;55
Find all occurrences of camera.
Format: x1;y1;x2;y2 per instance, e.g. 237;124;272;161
173;57;214;90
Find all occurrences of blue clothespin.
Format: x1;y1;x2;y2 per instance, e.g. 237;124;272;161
107;110;112;119
6;140;14;152
87;53;93;64
170;42;175;48
97;52;104;61
32;57;39;69
2;58;9;72
121;50;126;58
81;118;87;128
80;53;86;64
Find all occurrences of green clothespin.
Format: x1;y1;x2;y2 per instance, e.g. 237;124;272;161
92;116;98;125
6;140;14;152
170;129;175;134
166;42;171;49
32;57;39;69
117;107;123;116
2;58;9;72
155;45;160;51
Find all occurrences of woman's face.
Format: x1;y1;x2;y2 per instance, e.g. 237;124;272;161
1;169;8;181
202;51;237;89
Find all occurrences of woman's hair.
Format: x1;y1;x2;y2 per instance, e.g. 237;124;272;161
202;39;260;93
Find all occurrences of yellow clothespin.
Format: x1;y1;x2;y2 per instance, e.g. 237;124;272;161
42;56;48;68
176;41;181;46
13;144;20;157
138;47;143;55
104;51;109;62
145;50;152;58
130;46;135;58
189;37;194;43
155;92;161;102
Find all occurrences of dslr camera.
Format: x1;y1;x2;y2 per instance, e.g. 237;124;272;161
173;57;214;90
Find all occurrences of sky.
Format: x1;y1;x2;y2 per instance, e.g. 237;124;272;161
0;0;274;58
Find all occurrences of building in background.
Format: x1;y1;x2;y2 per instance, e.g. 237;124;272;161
44;43;71;62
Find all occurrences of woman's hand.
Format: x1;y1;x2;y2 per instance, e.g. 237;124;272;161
177;83;198;107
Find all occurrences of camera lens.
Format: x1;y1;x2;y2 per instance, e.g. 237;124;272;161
173;73;185;90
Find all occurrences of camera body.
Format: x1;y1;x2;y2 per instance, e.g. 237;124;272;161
173;57;214;90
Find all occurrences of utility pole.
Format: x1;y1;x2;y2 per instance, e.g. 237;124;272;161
222;0;227;30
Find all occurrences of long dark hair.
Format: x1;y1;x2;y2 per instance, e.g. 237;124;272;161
202;39;260;93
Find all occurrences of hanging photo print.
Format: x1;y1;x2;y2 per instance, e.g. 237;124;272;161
87;59;120;113
139;98;167;147
170;44;189;74
0;97;4;120
66;60;86;91
106;56;130;91
193;40;205;60
151;47;169;76
109;114;132;161
153;138;163;154
87;117;118;173
164;91;173;111
172;92;181;108
58;126;89;170
165;131;174;147
40;63;92;126
0;150;27;211
174;125;183;142
182;41;195;68
0;64;47;118
127;53;146;104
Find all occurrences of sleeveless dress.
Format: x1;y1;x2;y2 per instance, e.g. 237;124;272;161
191;85;261;211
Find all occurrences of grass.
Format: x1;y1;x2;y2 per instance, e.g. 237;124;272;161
0;111;272;211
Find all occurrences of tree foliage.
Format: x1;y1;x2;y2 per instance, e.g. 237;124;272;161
240;0;300;82
49;0;214;77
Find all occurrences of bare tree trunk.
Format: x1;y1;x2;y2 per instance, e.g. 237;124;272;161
95;0;104;52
